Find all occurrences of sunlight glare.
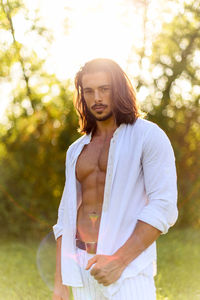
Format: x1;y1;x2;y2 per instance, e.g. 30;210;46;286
0;0;181;122
48;0;135;80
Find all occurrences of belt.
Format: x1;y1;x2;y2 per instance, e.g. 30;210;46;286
75;230;97;254
76;238;97;254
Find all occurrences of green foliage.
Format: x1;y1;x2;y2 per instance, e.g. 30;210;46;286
0;90;80;237
0;0;200;238
0;0;80;237
139;0;200;228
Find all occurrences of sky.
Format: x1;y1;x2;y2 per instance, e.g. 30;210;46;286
0;0;175;123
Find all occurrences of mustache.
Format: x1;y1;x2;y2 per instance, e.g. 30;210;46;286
91;104;107;109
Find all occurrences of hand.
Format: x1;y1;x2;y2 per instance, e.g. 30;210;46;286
52;292;62;300
85;254;125;286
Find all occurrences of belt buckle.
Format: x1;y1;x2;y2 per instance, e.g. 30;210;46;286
85;242;97;254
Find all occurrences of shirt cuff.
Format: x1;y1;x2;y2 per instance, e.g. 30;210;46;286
53;224;63;240
137;201;178;234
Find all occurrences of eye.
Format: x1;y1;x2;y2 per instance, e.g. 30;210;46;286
84;90;93;94
101;87;110;92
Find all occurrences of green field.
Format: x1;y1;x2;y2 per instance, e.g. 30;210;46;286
1;228;200;300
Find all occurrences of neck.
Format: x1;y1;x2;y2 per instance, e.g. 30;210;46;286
94;117;118;137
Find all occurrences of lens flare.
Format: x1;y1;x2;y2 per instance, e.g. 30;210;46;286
36;231;93;291
36;231;56;291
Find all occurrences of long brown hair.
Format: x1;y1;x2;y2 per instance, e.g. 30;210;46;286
74;58;142;134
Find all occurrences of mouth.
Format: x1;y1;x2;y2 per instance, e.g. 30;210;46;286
92;105;107;112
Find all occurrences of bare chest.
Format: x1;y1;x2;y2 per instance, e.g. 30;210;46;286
76;137;112;182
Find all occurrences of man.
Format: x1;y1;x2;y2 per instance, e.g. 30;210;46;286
52;58;178;300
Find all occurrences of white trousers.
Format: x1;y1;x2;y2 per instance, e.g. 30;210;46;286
72;247;156;300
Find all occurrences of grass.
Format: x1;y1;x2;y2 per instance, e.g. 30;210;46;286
156;227;200;300
1;227;200;300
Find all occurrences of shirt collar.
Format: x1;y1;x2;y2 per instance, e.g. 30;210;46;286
83;123;125;145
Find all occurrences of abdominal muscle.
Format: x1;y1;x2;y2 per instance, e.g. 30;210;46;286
76;172;105;243
75;133;113;243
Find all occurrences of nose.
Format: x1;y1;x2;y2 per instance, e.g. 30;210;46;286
94;90;102;102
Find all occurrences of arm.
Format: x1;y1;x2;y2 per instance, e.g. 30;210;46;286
86;221;161;286
52;236;70;300
52;236;63;300
114;220;161;267
115;124;178;264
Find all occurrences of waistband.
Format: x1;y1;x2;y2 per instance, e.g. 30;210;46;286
76;230;97;254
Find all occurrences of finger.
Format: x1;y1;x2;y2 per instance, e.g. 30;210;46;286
97;278;110;286
90;266;100;276
97;279;106;284
102;282;110;286
96;275;105;283
85;255;98;270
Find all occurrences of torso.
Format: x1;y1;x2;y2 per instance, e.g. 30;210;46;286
75;132;114;242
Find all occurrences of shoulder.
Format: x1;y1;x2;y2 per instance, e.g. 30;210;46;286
133;119;175;158
129;117;160;132
125;117;173;151
126;117;165;138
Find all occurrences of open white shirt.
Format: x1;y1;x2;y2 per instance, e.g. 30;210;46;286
53;118;178;298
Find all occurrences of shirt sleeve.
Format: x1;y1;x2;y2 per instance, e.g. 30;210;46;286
137;124;178;234
52;150;69;240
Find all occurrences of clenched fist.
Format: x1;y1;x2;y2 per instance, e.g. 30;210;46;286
85;254;126;286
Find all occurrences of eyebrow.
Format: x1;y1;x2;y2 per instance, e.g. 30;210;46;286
83;84;111;91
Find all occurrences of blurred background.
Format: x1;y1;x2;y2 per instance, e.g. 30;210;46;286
0;0;200;299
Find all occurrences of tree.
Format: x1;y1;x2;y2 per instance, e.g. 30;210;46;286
131;0;200;227
0;0;80;237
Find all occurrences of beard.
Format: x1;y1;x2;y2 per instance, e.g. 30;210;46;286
87;110;113;122
93;111;113;121
86;105;113;122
